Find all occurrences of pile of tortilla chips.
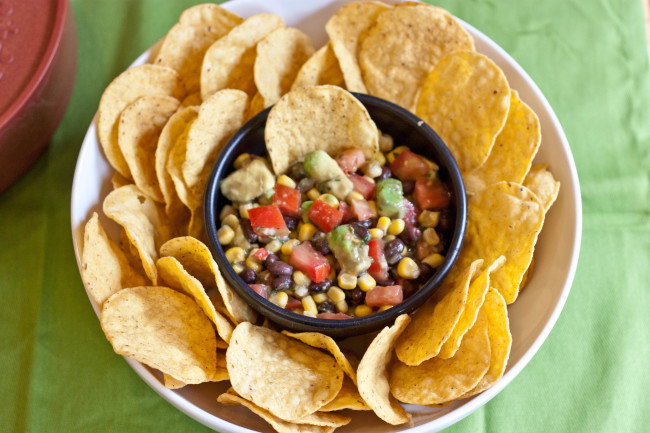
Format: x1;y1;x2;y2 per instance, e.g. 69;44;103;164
81;2;561;432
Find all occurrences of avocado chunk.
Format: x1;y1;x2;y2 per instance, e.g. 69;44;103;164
327;225;371;275
221;157;275;202
303;150;353;200
301;200;314;223
376;178;406;218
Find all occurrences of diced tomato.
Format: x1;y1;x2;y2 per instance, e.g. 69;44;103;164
318;312;353;320
414;178;451;210
402;198;421;227
389;150;430;181
285;297;302;310
308;199;343;233
249;284;269;300
350;198;376;221
290;242;330;283
273;184;301;217
248;205;290;237
251;248;268;261
335;149;365;174
348;174;375;200
365;285;404;307
338;201;352;223
368;239;388;276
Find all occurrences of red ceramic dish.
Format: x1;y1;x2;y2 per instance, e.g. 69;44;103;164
0;0;77;193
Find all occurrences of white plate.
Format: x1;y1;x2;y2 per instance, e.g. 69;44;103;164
70;1;582;432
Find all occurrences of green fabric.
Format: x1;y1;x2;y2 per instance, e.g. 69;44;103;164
1;0;648;432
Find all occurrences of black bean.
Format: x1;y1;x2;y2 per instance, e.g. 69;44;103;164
283;215;299;231
240;218;258;243
239;267;256;284
348;288;365;306
356;219;373;229
385;238;405;257
288;162;305;181
400;278;417;299
309;279;332;294
418;263;434;284
317;301;336;314
351;221;369;240
256;271;274;286
297;177;315;193
376;274;396;286
266;253;279;266
267;260;293;276
386;252;402;266
438;209;454;233
272;275;292;291
311;231;330;255
378;167;392;180
402;179;415;195
400;225;421;245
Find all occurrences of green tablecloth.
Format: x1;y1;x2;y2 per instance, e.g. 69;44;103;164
1;0;649;431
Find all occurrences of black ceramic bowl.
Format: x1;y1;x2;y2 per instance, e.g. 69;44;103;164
204;93;466;338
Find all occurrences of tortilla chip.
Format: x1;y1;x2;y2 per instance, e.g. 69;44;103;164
394;259;483;366
390;309;490;405
265;85;378;175
201;13;285;100
180;92;202;108
325;1;390;92
166;117;200;211
255;27;315;107
118;95;180;202
154;4;242;93
357;314;411;425
81;213;147;305
111;172;131;189
291;41;345;90
97;64;185;178
226;323;344;421
464;91;541;193
359;4;474;110
101;286;217;384
524;164;561;213
182;89;248;204
320;376;371;412
103;185;173;284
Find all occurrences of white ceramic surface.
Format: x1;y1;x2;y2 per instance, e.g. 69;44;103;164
70;1;582;432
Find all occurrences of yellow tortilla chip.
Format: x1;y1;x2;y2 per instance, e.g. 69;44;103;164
438;256;505;359
81;213;147;305
320;376;370;411
394;259;483;366
110;172;131;190
101;286;217;384
226;323;344;421
154;4;242;93
416;50;511;173
159;236;257;324
156;256;234;343
103;185;173;284
456;181;545;304
255;27;315;107
246;91;267;120
359;4;474;110
524;163;561;213
166;117;200;211
118;95;180;202
180;92;202;108
182;89;248;204
390;309;491;405
357;314;411;425
325;1;390;92
97;64;185;178
464;91;541;193
265;85;378;175
291;41;345;90
201;13;285;100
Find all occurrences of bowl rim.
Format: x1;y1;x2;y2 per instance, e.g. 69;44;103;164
203;91;468;337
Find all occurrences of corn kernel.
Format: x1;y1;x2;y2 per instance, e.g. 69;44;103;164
346;191;364;203
383;234;396;243
365;161;383;178
222;214;239;228
219;205;235;221
368;200;378;214
378;305;393;312
217;225;235;245
239;202;257;219
269;291;289;308
318;193;339;209
397;257;420;279
388;219;406;236
423;253;445;269
338;272;357;290
369;228;384;239
265;239;282;253
386;151;397;164
293;270;311;286
303;310;317;318
393;146;408;155
232;263;244;274
355;304;372;317
336;300;349;313
294;285;309;297
302;295;318;314
376;216;391;233
307;188;321;201
374;151;386;166
327;286;346;303
357;273;377;292
328;268;336;281
378;132;394;152
299;222;317;241
225;247;245;263
233;153;251;169
363;175;375;184
423;228;440;245
313;293;328;303
276;174;296;189
245;257;263;272
418;210;440;228
281;239;300;255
